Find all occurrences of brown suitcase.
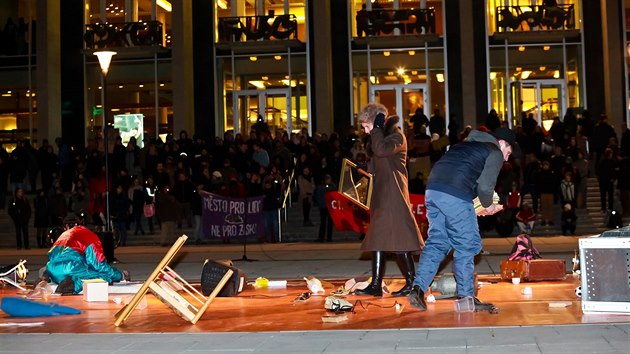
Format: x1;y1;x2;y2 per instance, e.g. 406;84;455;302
500;259;566;282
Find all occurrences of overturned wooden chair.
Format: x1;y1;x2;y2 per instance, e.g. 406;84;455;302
114;235;233;326
0;259;28;291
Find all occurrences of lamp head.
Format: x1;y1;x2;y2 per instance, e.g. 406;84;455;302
94;50;117;76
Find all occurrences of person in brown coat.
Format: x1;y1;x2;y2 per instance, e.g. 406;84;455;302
355;103;425;297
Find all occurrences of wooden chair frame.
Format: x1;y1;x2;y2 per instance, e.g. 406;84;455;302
0;259;28;291
114;235;233;326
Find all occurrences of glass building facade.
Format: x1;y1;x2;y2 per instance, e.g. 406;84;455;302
0;0;628;151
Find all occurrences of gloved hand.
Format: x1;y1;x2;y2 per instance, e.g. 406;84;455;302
374;113;386;130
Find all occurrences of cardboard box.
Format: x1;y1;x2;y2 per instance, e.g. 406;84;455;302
83;279;109;302
579;236;630;314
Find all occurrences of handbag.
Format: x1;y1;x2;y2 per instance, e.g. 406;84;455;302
143;203;155;217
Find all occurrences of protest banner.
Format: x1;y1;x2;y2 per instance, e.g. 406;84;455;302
326;191;427;239
201;192;264;239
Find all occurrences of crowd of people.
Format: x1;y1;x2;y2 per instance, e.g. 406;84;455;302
1;108;630;249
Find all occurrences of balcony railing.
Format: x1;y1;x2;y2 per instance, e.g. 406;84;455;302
218;14;298;42
356;8;436;37
84;21;164;50
495;5;575;32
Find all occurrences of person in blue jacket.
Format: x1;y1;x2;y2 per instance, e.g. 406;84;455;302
46;217;129;294
408;128;515;312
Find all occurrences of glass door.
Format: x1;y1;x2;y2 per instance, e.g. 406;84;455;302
233;89;292;135
369;84;428;130
263;88;292;134
510;79;566;131
234;90;260;134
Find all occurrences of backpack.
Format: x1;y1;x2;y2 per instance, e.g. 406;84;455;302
508;233;541;261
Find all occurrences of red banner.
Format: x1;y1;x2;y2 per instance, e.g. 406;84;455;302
325;192;428;239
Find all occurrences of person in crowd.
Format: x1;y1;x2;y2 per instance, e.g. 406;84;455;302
559;171;576;209
109;184;130;246
143;176;157;234
261;175;283;243
68;179;89;219
48;186;68;228
408;172;426;195
408;127;515;312
33;189;49;248
560;203;577;235
537;160;558;226
506;182;521;222
521;153;541;214
8;187;31;249
0;146;9;210
172;171;195;229
46;217;129;294
191;184;204;245
355;103;424;298
429;108;446;137
313;174;336;242
297;166;315;227
515;203;536;235
617;151;630;218
573;150;589;209
156;184;177;246
129;177;146;236
596;148;617;212
252;141;270;168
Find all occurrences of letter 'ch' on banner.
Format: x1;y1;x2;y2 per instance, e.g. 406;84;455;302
201;192;264;239
325;191;428;239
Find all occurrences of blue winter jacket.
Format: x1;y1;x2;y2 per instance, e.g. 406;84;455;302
426;130;504;207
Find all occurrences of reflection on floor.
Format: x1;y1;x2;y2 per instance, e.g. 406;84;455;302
1;275;629;333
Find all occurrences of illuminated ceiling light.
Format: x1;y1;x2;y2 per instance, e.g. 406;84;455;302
138;83;144;88
408;50;415;56
521;70;532;79
383;51;390;57
404;77;411;85
436;73;445;83
539;66;546;72
249;56;258;61
543;45;551;51
490;72;497;80
261;76;269;80
397;67;405;76
370;76;376;84
156;0;172;12
274;55;282;60
411;70;418;75
98;86;102;90
518;45;525;52
217;0;228;9
281;79;297;87
111;108;120;112
159;82;165;87
387;71;394;76
118;85;124;88
249;80;265;89
516;67;522;72
554;70;560;79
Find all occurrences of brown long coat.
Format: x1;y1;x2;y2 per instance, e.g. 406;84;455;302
361;119;424;252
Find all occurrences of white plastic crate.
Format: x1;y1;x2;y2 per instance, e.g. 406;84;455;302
579;237;630;314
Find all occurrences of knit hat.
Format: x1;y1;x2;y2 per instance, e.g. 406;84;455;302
491;127;516;147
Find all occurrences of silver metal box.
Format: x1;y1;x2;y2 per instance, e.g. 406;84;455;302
579;237;630;314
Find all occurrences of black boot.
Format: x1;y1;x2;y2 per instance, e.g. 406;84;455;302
391;252;415;297
408;285;427;310
355;251;386;297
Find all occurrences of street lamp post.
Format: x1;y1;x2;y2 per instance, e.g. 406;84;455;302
94;50;116;233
